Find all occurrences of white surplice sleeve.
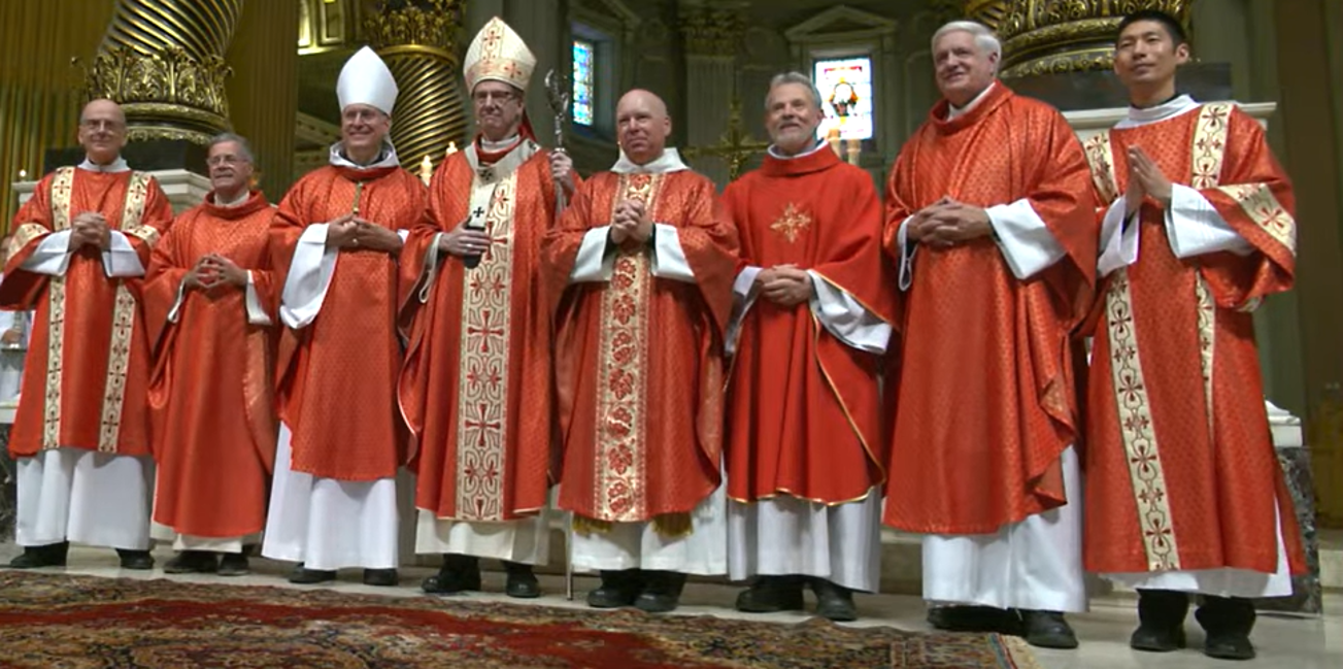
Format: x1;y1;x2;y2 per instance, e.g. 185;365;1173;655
19;231;75;276
569;226;615;283
985;199;1067;280
724;266;762;356
807;271;891;354
101;231;145;278
1097;196;1140;277
1165;184;1254;258
279;224;340;329
649;223;695;282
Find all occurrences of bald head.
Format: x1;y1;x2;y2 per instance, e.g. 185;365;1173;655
78;98;127;165
616;89;672;166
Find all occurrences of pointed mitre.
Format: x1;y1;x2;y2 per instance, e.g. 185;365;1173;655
337;46;399;115
463;17;537;94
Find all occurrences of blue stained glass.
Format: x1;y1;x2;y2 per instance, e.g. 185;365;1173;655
573;39;595;126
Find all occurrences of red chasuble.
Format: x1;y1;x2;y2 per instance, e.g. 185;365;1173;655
722;147;896;504
541;169;738;525
399;138;578;522
882;84;1097;534
143;190;279;538
1;167;172;457
1081;104;1306;576
270;165;426;481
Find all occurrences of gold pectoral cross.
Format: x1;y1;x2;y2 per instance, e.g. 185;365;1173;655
351;181;365;216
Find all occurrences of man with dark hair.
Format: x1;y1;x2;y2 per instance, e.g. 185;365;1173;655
1116;9;1187;46
1081;10;1306;661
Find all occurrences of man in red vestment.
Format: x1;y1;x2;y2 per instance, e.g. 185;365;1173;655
400;17;576;598
262;47;425;587
1;99;172;570
722;72;896;622
1082;11;1306;661
143;133;278;576
882;22;1097;648
542;89;738;613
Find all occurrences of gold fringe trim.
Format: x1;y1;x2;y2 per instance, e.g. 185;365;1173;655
572;512;693;539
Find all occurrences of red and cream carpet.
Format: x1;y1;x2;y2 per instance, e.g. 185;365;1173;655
0;572;1040;668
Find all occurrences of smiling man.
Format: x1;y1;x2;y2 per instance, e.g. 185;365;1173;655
1;98;173;571
400;16;577;600
1082;10;1304;662
262;46;426;588
142;133;278;577
542;89;738;613
720;72;896;622
881;21;1097;648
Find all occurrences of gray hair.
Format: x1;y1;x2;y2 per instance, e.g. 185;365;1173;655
208;132;255;163
765;72;824;112
932;20;1002;70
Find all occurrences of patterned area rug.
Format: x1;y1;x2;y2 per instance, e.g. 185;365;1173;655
0;572;1040;668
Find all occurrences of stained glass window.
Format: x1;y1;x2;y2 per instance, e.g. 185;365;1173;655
573;39;595;126
813;56;874;141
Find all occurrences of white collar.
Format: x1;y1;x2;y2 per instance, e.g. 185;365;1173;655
329;141;401;169
479;134;521;153
77;156;130;173
612;148;688;174
214;189;250;208
947;81;998;120
767;139;827;160
1116;94;1200;129
466;137;538;181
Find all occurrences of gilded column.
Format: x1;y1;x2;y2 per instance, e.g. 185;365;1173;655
365;0;469;171
85;0;242;144
678;0;747;189
226;1;301;199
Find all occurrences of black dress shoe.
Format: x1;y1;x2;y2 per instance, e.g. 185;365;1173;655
7;542;69;569
810;578;857;622
217;553;250;577
735;575;806;613
1018;610;1078;649
421;554;482;594
163;550;218;574
363;568;399;587
1196;596;1257;661
117;549;155;570
288;564;337;584
928;605;1021;634
1131;589;1189;652
635;570;687;613
503;561;541;598
587;569;643;608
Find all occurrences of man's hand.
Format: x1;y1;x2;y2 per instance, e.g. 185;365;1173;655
202;254;248;287
550;149;575;196
610;200;648;245
183;256;218;291
325;214;359;249
69;212;111;250
439;220;492;257
1128;146;1172;208
761;265;812;307
904;197;951;243
353;220;403;254
915;198;993;248
1124;156;1146;219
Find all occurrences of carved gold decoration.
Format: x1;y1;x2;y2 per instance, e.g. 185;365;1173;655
959;0;1195;78
679;3;747;57
81;0;242;145
365;0;468;170
681;98;770;182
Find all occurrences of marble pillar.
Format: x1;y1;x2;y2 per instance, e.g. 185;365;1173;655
678;0;747;189
1257;402;1323;615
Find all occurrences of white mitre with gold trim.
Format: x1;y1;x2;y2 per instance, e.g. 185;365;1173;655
337;46;398;115
463;17;537;94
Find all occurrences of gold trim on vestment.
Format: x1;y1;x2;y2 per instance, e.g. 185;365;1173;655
808;310;887;488
768;202;811;244
591;173;663;526
42;167;76;451
1214;183;1296;257
1082;133;1118;203
1190;103;1234;190
454;170;518;522
1195;275;1215;440
572;512;692;539
1104;270;1181;571
97;171;151;453
11;223;47;256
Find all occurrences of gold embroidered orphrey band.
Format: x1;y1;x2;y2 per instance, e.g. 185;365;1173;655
454;169;519;521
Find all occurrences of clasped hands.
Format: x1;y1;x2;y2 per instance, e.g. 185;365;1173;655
67;212;112;251
184;254;247;291
905;197;993;248
753;264;812;307
608;199;653;246
325;213;402;253
1123;145;1173;219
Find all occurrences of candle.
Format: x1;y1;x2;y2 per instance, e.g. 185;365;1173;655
845;139;860;166
445;142;459;156
826;128;842;157
419;155;433;184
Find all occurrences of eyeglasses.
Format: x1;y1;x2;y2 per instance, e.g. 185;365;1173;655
206;155;249;166
472;90;519;104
